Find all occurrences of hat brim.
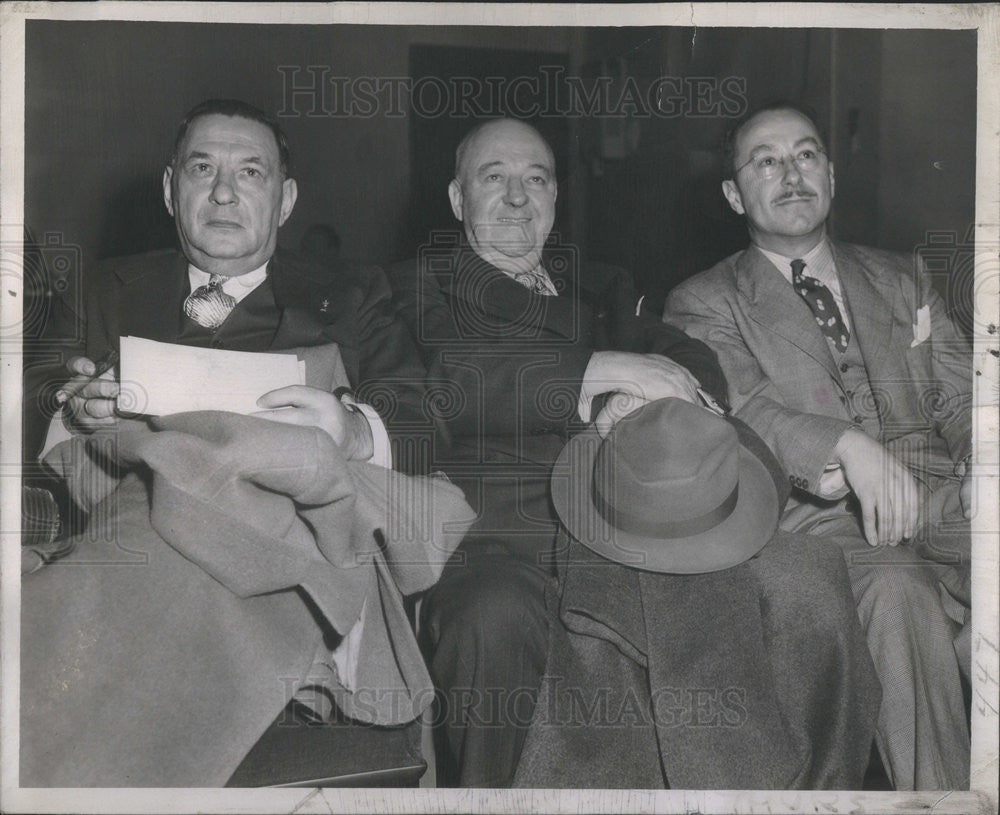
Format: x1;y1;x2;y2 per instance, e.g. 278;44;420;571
551;425;778;574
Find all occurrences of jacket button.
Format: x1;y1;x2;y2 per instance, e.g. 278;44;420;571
853;415;863;423
839;396;847;404
801;479;809;489
788;475;796;484
840;363;849;373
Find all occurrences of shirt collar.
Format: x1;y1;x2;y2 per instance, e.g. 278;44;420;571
188;261;269;304
757;238;836;288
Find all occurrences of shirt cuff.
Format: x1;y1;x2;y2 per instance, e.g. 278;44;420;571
39;408;74;465
352;402;392;469
816;463;850;500
325;400;390;689
329;597;367;692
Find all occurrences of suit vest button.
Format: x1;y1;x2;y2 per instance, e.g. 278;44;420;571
840;363;849;373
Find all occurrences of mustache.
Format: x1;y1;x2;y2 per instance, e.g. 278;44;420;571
774;189;816;202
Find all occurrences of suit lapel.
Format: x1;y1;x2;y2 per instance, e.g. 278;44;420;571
444;248;579;339
832;242;900;376
211;275;283;351
266;252;333;349
736;247;841;381
118;252;190;343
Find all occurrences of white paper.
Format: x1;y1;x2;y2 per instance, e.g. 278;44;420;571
117;336;305;416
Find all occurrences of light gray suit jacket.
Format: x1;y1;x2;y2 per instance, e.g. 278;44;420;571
664;241;972;531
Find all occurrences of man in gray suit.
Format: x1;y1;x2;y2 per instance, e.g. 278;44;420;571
664;101;972;790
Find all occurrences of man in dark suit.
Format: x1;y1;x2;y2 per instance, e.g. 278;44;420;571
36;100;435;783
664;101;971;789
56;98;426;464
388;118;732;787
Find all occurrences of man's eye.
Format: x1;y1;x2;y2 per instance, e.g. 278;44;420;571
527;175;547;184
190;163;213;175
484;173;502;182
242;167;261;178
798;149;816;160
756;156;777;168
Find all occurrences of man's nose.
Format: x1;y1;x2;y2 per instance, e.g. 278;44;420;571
210;170;238;205
503;178;527;206
780;156;803;184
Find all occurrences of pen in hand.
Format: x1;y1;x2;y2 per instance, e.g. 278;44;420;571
55;350;119;405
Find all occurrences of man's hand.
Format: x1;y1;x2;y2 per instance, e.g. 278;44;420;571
956;458;974;519
253;386;374;461
56;356;120;433
580;351;700;437
834;427;922;546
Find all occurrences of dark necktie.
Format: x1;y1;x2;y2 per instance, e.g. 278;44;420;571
183;274;237;329
791;258;850;353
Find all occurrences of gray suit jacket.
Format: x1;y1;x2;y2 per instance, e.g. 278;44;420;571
664;241;971;530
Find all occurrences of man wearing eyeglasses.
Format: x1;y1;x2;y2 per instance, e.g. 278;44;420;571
664;101;972;790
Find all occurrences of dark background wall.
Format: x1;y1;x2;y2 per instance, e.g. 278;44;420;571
24;21;976;324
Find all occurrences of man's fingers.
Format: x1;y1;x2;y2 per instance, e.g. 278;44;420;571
594;392;647;437
251;407;312;427
960;474;973;520
80;378;120;400
66;356;96;377
79;396;117;419
902;480;921;540
256;385;325;410
876;491;893;545
859;498;879;547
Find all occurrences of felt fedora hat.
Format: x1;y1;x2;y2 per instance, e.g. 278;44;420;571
551;397;779;574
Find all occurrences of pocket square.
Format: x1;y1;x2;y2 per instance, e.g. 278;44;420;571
911;304;931;347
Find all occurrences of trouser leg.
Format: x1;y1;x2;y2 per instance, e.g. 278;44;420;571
821;521;969;790
420;542;550;787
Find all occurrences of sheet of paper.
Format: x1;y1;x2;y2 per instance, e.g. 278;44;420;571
117;336;305;416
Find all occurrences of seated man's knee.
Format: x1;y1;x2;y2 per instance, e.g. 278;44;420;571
421;550;548;651
851;554;952;629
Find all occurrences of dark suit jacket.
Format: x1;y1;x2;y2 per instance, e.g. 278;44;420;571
388;241;726;562
665;241;972;532
85;247;432;471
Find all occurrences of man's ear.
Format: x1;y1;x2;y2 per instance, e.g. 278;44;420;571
722;179;745;216
828;161;835;200
447;178;464;222
162;166;175;217
279;177;298;226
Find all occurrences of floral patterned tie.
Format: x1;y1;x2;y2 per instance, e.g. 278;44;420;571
791;258;850;353
183;274;237;329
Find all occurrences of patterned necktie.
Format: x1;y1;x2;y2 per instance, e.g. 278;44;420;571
791;258;850;353
511;267;556;296
183;274;237;329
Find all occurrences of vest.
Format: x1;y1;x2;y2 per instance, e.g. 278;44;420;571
177;276;282;352
827;301;882;441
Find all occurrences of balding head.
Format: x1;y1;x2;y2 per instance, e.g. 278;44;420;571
448;119;557;276
453;119;556;183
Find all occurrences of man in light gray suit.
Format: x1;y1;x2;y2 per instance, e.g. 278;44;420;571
664;101;972;790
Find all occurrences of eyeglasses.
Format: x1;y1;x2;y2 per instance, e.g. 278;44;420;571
736;148;827;180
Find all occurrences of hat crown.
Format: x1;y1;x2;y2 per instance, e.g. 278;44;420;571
592;399;739;534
